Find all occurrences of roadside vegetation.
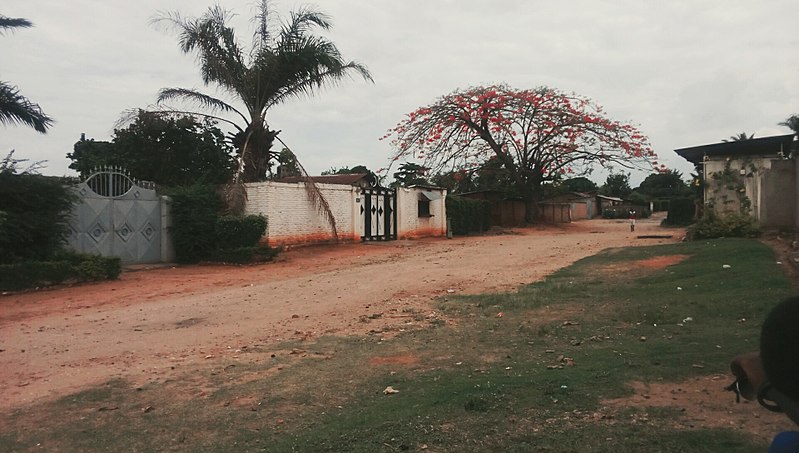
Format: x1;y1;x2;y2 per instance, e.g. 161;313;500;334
0;153;121;291
2;238;792;452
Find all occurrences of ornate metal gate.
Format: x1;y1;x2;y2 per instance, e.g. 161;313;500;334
67;168;162;264
360;187;397;241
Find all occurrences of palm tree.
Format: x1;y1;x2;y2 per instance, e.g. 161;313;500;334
779;114;799;157
779;114;799;136
0;15;53;133
152;2;372;183
722;132;754;142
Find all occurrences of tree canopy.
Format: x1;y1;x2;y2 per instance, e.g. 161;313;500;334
68;111;234;187
385;85;657;221
391;162;430;188
635;169;689;199
0;15;53;133
560;176;598;194
321;165;371;176
600;172;632;198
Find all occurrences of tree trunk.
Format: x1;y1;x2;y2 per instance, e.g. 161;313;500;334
524;197;539;224
238;125;278;182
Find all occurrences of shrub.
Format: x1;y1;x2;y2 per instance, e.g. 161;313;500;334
212;244;279;265
446;196;491;235
665;197;695;226
74;254;122;280
687;212;761;240
215;215;267;250
0;172;77;264
0;252;121;291
167;185;272;264
166;185;222;263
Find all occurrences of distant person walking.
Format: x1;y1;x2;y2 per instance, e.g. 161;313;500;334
629;209;636;232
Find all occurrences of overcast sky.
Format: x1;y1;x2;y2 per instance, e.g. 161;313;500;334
2;0;797;185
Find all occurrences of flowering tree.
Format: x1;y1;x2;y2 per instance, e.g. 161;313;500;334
384;85;660;222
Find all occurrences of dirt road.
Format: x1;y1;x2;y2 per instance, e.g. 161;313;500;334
0;216;681;411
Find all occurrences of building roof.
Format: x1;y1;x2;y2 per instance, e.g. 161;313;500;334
277;173;372;185
674;134;795;164
596;195;624;202
408;184;445;191
543;191;594;202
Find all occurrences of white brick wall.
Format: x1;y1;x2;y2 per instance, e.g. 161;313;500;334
396;187;447;239
244;182;360;245
244;182;447;245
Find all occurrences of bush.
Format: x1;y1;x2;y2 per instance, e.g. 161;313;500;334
665;197;695;226
212;244;279;265
166;185;222;263
687;212;761;240
0;173;77;264
74;254;122;280
215;215;267;250
446;196;491;235
0;252;121;291
167;185;272;264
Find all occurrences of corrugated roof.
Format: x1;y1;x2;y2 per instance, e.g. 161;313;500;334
674;134;795;164
596;195;624;202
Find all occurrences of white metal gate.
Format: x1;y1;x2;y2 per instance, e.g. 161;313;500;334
67;168;162;264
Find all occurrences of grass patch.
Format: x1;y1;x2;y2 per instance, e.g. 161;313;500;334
1;238;793;452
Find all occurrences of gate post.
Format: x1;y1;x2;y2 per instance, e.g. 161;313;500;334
363;190;372;239
160;195;176;262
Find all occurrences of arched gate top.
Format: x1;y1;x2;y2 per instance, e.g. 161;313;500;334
83;166;155;198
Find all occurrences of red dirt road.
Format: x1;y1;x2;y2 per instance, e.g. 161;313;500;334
1;217;680;411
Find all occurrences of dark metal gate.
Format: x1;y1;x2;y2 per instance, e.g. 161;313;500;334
360;187;397;241
67;167;162;264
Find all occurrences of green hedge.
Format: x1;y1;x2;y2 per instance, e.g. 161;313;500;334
0;172;77;264
167;185;270;263
215;215;267;250
687;212;761;240
213;244;279;264
446;196;491;235
167;185;223;263
0;252;121;291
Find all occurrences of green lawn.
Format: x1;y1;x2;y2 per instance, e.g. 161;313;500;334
2;238;793;452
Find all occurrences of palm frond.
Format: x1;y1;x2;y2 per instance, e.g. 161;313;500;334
263;59;372;111
276;136;338;240
153;7;247;92
115;106;245;132
0;15;32;34
0;82;53;133
282;7;332;38
156;87;249;123
253;32;372;113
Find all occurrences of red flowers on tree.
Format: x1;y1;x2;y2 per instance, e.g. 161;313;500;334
383;85;658;222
